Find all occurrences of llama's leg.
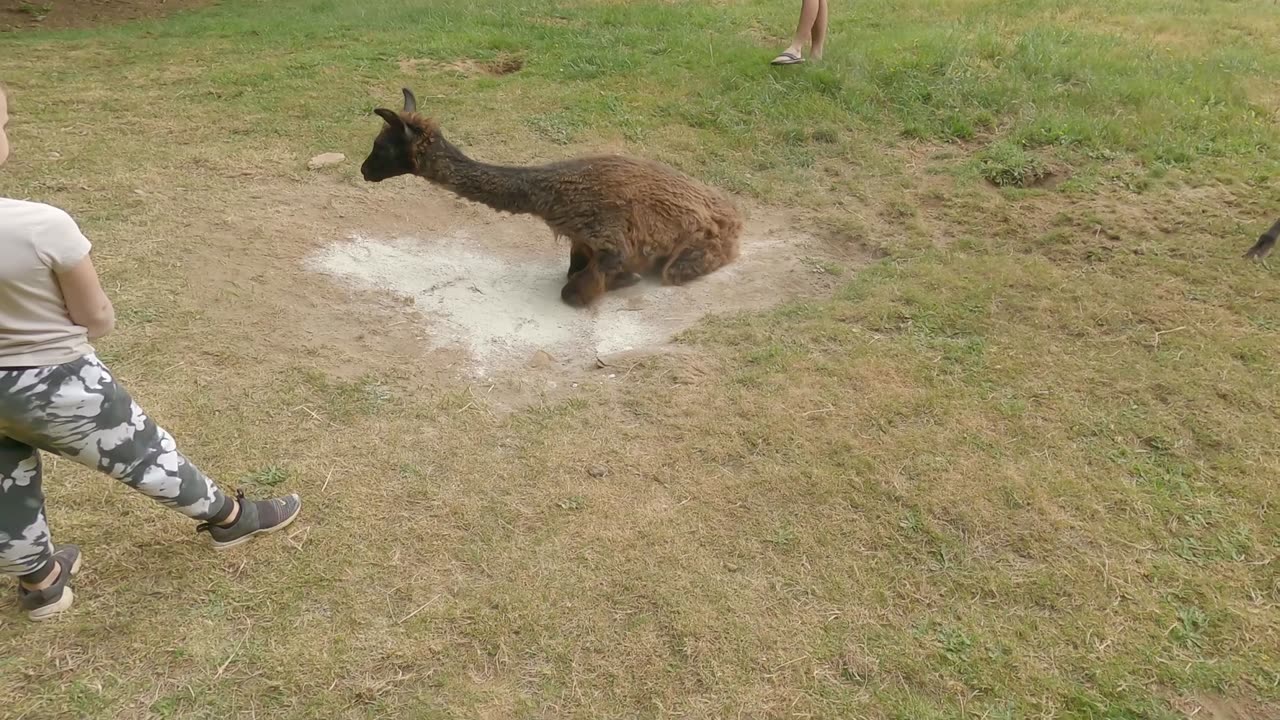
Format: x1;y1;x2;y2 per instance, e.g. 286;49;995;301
564;226;632;303
661;244;730;286
568;242;591;279
567;242;636;287
1245;217;1280;260
593;246;645;290
607;272;642;290
561;262;608;308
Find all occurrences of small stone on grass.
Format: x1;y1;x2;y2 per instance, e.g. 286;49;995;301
308;152;346;170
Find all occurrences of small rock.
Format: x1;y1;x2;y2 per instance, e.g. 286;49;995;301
588;465;609;478
307;152;346;170
528;349;556;369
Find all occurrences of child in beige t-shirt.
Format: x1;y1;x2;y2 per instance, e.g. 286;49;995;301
0;197;97;366
0;82;303;622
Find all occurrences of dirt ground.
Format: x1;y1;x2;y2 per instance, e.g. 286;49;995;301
1171;695;1276;720
174;165;857;410
0;0;211;30
310;205;841;374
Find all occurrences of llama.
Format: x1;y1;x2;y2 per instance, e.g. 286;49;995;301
359;88;743;307
1244;217;1279;261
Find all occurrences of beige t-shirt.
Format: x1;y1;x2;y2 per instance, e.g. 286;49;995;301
0;198;95;367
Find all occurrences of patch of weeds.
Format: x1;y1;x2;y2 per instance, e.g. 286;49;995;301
996;395;1029;418
525;112;584;145
557;495;586;511
1103;164;1153;192
899;509;926;535
936;626;974;663
803;256;846;276
882;196;918;220
322;375;393;419
244;464;290;488
1063;688;1183;720
514;396;589;432
1172;525;1256;564
17;2;51;20
1171;605;1208;648
745;343;795;368
116;305;163;325
66;681;110;716
811;126;841;144
978;141;1050;188
1213;525;1255;562
764;524;798;548
150;693;188;718
399;462;428;479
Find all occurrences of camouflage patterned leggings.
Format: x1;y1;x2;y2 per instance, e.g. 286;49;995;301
0;354;230;578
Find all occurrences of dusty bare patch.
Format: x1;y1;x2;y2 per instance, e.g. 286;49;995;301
307;198;840;380
1171;695;1279;720
400;54;525;77
1244;77;1280;120
160;173;850;409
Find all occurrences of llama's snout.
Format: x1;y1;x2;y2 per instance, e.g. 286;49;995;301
359;159;385;182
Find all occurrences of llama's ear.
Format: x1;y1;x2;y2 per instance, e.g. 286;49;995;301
401;88;417;114
374;108;402;127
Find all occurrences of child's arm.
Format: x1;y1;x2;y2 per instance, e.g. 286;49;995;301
55;254;115;340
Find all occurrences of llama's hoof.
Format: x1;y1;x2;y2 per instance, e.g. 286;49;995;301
561;283;593;308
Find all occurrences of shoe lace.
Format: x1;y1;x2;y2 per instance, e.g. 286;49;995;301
196;489;246;535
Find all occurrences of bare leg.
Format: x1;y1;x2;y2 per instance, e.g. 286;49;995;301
773;0;822;63
811;0;828;60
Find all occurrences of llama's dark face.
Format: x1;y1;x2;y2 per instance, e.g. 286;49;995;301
361;87;429;182
360;111;417;182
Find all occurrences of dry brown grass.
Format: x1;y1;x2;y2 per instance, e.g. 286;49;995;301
1;1;1278;718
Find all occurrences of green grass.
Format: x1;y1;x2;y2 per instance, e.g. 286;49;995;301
978;140;1050;187
2;1;1279;718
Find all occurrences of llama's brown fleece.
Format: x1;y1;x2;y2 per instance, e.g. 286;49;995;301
1245;217;1280;260
361;93;743;307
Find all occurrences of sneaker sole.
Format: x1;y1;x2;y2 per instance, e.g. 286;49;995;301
27;552;81;622
210;502;302;551
28;587;74;621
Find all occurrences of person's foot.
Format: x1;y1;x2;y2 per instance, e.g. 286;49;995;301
17;545;82;622
810;45;824;61
771;50;805;66
197;490;302;550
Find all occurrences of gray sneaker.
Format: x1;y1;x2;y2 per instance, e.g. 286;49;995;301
17;545;83;622
197;490;302;550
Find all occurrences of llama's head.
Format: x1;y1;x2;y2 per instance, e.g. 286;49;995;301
361;88;443;182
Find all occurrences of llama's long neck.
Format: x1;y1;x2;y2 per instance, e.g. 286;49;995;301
419;138;548;217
